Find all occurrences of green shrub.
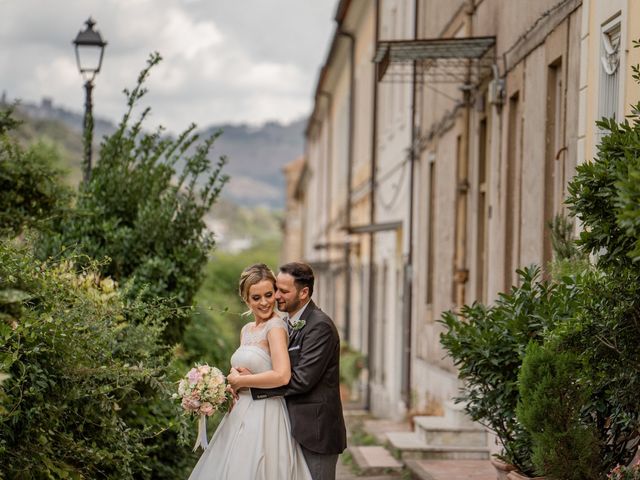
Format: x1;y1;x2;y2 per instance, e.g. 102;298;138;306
39;53;229;344
517;342;600;479
439;266;583;474
560;41;640;471
553;266;640;472
0;240;190;479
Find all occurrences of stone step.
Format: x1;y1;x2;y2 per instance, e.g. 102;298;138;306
405;459;496;480
386;432;491;461
348;445;404;476
362;418;412;444
413;415;488;447
443;399;477;427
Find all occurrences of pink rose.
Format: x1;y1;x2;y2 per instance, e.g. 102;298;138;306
187;368;203;385
198;365;211;375
181;395;201;412
200;402;214;416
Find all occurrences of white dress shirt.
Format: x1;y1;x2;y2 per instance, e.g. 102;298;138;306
287;300;310;327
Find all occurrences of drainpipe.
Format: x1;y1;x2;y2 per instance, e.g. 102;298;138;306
402;0;419;411
302;122;313;264
339;29;356;345
319;91;333;247
366;0;380;412
318;91;333;312
459;0;475;306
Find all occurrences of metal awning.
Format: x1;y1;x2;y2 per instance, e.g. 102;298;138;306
374;36;496;84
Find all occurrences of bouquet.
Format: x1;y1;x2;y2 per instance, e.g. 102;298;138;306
174;364;229;450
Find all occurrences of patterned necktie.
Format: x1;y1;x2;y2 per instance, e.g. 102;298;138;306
284;315;292;336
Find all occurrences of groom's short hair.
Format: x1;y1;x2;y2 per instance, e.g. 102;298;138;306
280;262;314;297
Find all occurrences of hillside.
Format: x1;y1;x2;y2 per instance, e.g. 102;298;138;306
4;98;290;252
200;119;305;208
8;97;304;208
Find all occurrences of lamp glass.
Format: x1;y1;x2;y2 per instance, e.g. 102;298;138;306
76;44;104;74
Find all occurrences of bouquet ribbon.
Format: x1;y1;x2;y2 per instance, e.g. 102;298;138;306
193;415;209;452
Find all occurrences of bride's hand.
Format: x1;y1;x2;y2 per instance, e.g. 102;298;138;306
227;370;243;390
227;367;253;390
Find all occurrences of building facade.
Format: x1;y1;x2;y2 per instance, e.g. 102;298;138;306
283;0;640;421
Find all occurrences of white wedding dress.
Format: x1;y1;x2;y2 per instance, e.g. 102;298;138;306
188;316;312;480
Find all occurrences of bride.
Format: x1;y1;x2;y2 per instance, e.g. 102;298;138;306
187;263;312;480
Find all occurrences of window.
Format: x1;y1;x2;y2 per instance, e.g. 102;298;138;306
453;134;468;305
476;115;488;301
597;16;622;141
505;92;521;288
544;58;563;266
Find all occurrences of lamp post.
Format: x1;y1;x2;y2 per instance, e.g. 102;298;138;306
73;17;107;183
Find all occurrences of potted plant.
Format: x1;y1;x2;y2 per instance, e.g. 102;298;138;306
490;457;516;480
339;343;365;402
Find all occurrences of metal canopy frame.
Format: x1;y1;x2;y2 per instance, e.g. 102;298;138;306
374;36;496;84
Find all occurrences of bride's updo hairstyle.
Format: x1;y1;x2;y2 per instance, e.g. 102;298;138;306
238;263;277;302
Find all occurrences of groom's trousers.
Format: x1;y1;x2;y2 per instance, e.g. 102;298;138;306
301;446;339;480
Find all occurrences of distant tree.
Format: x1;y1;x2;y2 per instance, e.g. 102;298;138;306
0;107;71;238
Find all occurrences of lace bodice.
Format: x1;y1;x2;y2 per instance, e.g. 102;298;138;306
240;316;288;354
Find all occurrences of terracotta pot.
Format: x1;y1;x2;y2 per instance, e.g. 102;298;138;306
490;458;516;480
507;471;545;480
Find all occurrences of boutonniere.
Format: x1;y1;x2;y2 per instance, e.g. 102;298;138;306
291;319;306;331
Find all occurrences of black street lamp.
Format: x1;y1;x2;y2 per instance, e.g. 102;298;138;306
73;17;107;183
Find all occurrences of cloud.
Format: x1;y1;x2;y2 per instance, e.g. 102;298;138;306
0;0;336;133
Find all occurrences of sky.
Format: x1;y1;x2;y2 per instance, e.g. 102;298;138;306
0;0;337;134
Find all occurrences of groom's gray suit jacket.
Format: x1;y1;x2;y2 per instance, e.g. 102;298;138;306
251;300;347;455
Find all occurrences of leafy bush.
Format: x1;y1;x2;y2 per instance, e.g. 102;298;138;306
559;41;640;471
517;342;600;479
0;240;190;479
39;53;228;344
553;266;640;471
439;266;583;474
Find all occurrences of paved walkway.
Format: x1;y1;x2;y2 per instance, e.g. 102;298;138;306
406;459;496;480
337;406;405;479
336;457;400;480
338;405;497;480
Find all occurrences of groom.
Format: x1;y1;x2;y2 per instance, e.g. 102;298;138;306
245;262;347;480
